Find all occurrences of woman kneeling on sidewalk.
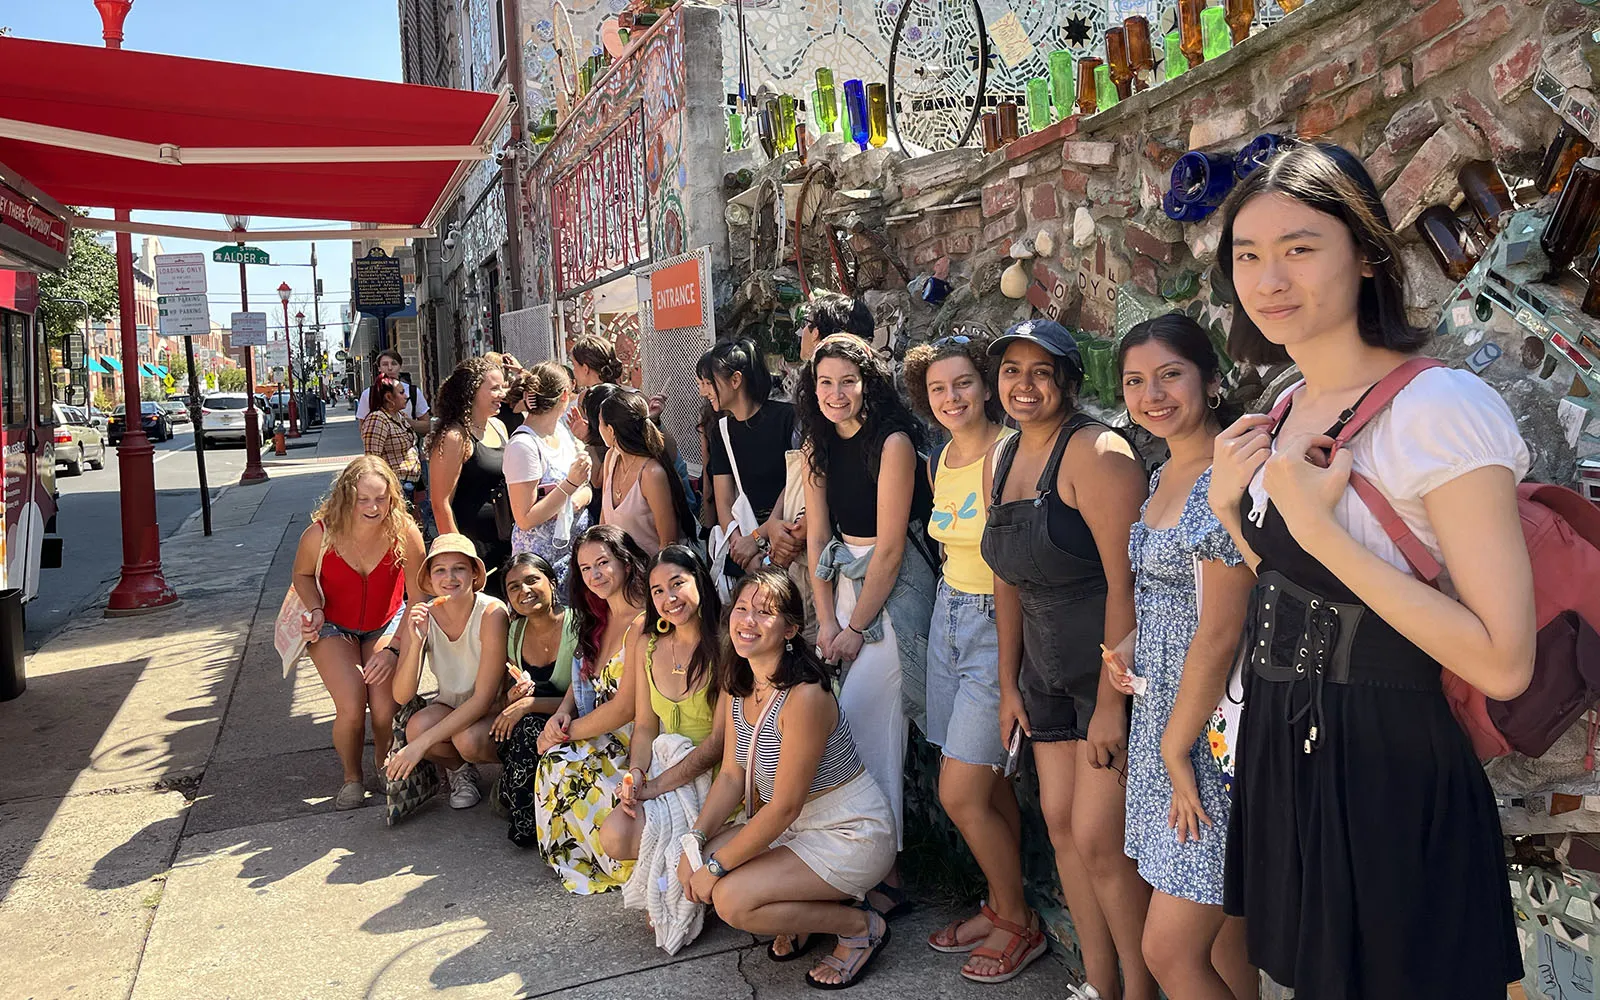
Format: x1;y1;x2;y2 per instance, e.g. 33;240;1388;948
678;570;895;990
386;533;511;808
294;456;426;811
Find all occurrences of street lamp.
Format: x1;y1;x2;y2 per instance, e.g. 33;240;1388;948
97;0;179;615
278;282;300;437
227;214;268;483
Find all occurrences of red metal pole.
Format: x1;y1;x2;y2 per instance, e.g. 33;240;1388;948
100;0;178;614
281;295;300;438
238;249;268;483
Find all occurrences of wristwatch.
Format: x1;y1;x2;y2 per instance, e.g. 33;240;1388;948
705;853;729;878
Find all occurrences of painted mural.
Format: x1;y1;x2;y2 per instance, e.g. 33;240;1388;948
520;5;692;306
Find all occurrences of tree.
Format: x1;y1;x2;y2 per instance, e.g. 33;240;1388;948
217;368;248;392
38;217;119;339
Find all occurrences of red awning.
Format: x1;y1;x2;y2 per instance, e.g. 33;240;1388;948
0;36;513;228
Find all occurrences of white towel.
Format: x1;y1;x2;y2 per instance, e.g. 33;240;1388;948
621;733;713;955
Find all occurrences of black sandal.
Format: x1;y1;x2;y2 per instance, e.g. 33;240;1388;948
805;909;891;991
768;933;816;963
866;881;914;920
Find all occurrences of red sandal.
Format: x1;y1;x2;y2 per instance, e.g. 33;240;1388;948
959;907;1048;984
927;902;990;953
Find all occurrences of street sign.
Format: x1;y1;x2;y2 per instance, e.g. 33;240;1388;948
351;246;404;311
158;293;211;336
229;311;268;347
154;252;208;295
212;245;271;265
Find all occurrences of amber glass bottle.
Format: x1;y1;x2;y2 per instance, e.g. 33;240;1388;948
1178;0;1204;68
1457;160;1514;238
1414;205;1477;281
1124;17;1154;91
1106;28;1133;100
1543;157;1600;278
1539;126;1595;196
1076;57;1103;116
1225;0;1255;44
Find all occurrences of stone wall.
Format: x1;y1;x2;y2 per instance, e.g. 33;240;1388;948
879;0;1600;483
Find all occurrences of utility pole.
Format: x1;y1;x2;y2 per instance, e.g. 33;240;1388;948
310;241;323;395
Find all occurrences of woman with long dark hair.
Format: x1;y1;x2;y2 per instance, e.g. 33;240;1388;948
1208;142;1531;998
697;339;803;575
982;319;1155;1000
1102;315;1255;999
799;332;936;919
530;524;649;893
676;570;896;989
493;552;579;845
599;546;724;868
429;357;511;581
599;387;694;558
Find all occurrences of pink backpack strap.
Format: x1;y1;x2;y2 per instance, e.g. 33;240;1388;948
1266;381;1302;431
1329;357;1449;586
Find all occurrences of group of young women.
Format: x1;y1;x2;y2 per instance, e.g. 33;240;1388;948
297;141;1534;999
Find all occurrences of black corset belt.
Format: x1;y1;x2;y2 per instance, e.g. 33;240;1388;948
1243;570;1441;754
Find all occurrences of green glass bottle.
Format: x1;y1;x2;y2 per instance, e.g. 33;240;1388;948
779;94;797;152
1026;77;1050;131
728;110;744;150
1094;63;1119;112
1201;6;1231;61
1049;51;1074;119
815;68;838;134
1165;30;1187;80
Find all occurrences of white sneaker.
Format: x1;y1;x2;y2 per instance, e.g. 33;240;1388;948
447;764;481;809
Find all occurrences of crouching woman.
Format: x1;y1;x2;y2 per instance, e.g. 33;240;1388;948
678;570;895;990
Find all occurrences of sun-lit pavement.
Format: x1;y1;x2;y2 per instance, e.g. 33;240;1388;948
0;413;1078;1000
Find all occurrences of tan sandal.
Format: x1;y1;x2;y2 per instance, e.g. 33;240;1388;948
960;908;1048;984
806;908;891;991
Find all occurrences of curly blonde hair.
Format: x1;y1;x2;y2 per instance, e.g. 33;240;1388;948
312;455;410;561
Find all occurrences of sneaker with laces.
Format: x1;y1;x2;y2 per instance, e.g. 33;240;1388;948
447;764;481;809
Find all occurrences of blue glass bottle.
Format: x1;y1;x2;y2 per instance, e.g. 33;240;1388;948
844;79;870;151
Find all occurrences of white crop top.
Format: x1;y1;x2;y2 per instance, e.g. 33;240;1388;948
1247;366;1529;592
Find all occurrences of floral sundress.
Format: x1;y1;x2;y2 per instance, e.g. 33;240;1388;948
532;631;633;894
1123;467;1242;906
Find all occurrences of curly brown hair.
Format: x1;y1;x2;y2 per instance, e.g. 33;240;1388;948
427;357;500;457
903;332;1004;425
796;333;927;485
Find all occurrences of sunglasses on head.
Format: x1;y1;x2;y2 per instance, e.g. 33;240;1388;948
932;335;971;348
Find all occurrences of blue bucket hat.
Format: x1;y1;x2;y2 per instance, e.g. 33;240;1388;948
987;319;1083;377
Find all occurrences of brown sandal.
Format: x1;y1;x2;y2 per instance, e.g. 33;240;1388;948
927;903;990;953
959;907;1048;984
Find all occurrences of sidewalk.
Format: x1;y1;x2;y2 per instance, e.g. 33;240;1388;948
0;412;1079;1000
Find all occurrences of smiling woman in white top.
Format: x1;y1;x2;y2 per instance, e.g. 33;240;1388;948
386;532;510;810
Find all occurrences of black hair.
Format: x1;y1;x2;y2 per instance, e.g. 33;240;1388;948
1117;313;1242;429
797;334;928;487
569;524;649;674
501;552;562;614
718;570;833;698
696;338;774;408
643;545;723;695
807;294;875;339
581;383;621;451
599;388;695;544
571;336;625;384
992;339;1082;423
1215;141;1427;365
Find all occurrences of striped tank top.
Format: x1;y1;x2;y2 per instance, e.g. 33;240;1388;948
732;686;862;805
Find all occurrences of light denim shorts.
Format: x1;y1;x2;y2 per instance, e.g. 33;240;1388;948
924;580;1006;767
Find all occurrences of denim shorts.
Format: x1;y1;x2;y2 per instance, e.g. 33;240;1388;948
317;605;404;644
924;580;1006;767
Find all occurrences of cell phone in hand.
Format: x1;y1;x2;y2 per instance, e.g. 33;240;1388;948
1004;723;1024;778
679;834;705;871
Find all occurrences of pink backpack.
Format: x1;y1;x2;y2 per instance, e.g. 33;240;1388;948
1268;357;1600;761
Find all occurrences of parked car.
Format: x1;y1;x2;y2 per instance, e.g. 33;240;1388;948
87;406;108;430
269;390;324;428
161;400;191;425
52;403;106;476
108;401;173;444
201;393;274;447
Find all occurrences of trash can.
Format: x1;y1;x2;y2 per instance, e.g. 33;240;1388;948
0;588;26;701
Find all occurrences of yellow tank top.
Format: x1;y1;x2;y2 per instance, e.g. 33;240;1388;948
645;634;717;744
928;428;1012;595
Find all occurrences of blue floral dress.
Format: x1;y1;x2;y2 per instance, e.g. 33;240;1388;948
1124;467;1242;906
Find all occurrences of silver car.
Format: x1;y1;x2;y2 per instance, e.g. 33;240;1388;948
200;393;274;446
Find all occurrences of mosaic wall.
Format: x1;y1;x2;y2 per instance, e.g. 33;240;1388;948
520;6;694;305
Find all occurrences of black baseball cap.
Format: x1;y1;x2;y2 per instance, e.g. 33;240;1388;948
988;319;1083;375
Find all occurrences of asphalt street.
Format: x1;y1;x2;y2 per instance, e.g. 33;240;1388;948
26;422;256;649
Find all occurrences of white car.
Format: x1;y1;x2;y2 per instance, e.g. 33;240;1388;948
200;393;274;446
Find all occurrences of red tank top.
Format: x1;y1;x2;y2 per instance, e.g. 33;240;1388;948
319;540;406;632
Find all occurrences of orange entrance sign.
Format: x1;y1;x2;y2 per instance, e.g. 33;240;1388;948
649;258;702;330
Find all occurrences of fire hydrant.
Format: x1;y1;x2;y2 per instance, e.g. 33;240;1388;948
273;429;287;455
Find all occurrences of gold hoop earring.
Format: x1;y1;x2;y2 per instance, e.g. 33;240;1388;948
655;617;671;634
1208;392;1223;410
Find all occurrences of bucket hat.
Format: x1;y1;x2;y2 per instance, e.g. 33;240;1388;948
420;532;487;596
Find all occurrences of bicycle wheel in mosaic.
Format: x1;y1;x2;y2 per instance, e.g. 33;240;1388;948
885;0;988;154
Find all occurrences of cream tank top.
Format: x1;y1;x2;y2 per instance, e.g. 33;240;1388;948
426;592;501;707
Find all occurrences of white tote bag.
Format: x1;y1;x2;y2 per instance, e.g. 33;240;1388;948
710;417;763;601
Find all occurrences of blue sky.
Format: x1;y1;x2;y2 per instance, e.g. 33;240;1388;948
0;0;403;353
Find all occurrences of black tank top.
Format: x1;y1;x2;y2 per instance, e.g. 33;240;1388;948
824;427;934;536
451;428;506;553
